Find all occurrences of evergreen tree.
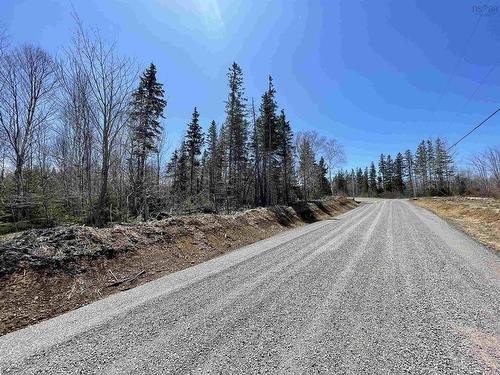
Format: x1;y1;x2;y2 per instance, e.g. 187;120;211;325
393;152;405;194
434;138;453;194
206;120;219;207
333;170;345;194
363;167;369;195
224;63;248;206
185;107;204;202
258;76;278;205
167;143;188;207
250;98;263;207
356;167;364;196
404;149;416;197
369;162;377;195
385;154;393;192
129;63;166;218
317;157;331;196
415;141;428;194
276;109;294;204
378;154;386;193
426;139;435;191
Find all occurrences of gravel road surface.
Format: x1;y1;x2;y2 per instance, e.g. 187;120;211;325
1;200;499;374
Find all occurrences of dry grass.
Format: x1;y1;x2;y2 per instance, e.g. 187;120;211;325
414;197;500;252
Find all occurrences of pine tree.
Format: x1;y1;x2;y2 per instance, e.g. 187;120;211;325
434;138;453;194
335;170;348;194
317;157;331;196
206;120;219;207
258;76;278;206
415;141;428;194
369;162;377;195
363;167;369;195
426;139;435;191
404;149;416;197
185;107;204;202
393;153;405;194
276;109;294;204
130;63;166;218
224;63;248;207
167;143;188;208
385;154;393;192
378;154;386;193
356;168;364;196
250;98;263;207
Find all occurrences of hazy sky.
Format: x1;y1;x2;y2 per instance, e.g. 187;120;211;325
1;0;500;169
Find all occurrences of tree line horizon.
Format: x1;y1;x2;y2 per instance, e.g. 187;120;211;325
0;22;497;232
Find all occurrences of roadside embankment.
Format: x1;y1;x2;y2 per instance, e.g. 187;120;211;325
413;197;499;252
0;197;358;335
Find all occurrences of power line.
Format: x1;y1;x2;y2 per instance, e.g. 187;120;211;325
447;106;500;150
437;5;486;104
446;59;500;129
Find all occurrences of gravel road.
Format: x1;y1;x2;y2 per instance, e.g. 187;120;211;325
1;200;499;374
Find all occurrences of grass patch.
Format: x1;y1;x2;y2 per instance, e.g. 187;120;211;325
414;197;500;252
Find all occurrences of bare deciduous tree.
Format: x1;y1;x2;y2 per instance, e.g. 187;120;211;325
68;22;137;225
470;146;500;196
323;138;346;194
0;45;58;201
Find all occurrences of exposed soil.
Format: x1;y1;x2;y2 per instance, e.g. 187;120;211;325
0;197;358;335
414;197;500;252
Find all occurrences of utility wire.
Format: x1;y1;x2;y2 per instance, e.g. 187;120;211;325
447;106;500;150
437;7;485;104
446;59;500;129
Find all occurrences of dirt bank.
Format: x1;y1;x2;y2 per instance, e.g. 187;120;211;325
0;197;358;335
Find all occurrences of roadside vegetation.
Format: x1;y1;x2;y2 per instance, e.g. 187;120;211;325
0;22;345;235
414;197;499;252
0;197;357;335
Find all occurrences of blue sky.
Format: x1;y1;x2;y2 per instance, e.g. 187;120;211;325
1;0;499;169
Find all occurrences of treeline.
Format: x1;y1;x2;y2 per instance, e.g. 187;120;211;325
333;138;456;197
335;139;500;198
0;24;344;229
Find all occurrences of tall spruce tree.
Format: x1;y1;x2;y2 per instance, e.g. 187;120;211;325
378;154;386;193
363;167;369;195
385;154;393;192
185;107;204;202
393;153;405;194
404;149;416;197
318;157;331;196
426;139;435;191
369;162;377;195
206;120;219;207
224;63;248;207
276;109;294;204
250;98;263;206
258;76;278;205
415;141;428;194
130;63;166;218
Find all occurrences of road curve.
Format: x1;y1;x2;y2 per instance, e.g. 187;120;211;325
0;200;499;374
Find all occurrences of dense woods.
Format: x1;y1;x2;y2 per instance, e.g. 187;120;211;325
0;25;345;231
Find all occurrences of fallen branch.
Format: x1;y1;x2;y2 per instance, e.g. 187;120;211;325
107;270;145;288
108;269;118;282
